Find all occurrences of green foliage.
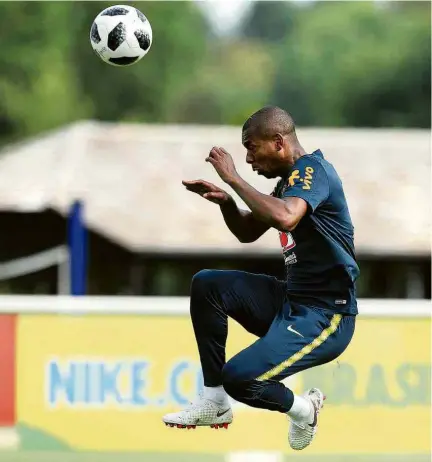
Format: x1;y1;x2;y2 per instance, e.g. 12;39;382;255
0;2;88;140
269;1;431;127
168;39;275;125
0;1;429;147
72;1;210;123
242;1;298;43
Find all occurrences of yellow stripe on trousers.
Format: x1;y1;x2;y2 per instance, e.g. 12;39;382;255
256;313;343;381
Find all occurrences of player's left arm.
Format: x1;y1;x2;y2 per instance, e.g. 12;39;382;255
207;147;328;232
225;179;306;232
227;160;329;232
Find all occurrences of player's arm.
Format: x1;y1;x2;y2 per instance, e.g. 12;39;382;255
227;180;308;232
205;147;328;233
182;179;269;243
227;159;329;232
220;197;270;243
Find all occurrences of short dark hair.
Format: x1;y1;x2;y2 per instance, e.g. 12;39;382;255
242;106;296;139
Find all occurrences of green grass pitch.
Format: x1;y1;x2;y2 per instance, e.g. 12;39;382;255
0;453;430;462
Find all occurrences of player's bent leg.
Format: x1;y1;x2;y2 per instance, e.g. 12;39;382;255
221;306;355;449
189;269;284;387
222;367;295;412
162;269;284;429
285;311;355;450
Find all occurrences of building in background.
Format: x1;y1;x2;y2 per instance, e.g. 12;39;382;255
0;122;429;298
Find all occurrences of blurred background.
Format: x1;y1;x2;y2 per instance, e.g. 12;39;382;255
0;1;430;462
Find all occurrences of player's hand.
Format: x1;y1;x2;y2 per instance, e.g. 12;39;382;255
206;147;240;185
182;179;231;205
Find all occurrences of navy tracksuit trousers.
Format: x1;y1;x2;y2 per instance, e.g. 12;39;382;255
190;269;355;413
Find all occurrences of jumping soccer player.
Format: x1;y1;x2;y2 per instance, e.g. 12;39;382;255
162;106;359;450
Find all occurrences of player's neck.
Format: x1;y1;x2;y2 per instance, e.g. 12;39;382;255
291;145;307;162
279;143;307;178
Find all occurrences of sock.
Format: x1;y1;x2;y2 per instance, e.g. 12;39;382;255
203;385;229;405
286;394;313;423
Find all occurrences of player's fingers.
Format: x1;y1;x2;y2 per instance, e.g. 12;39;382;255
186;184;209;193
184;187;200;195
184;184;199;192
183;179;222;195
183;180;199;188
203;192;225;202
188;189;209;199
209;147;221;158
183;182;203;191
182;179;207;185
183;179;211;189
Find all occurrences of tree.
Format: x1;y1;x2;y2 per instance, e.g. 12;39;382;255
241;1;297;43
72;1;210;123
0;2;88;143
0;1;211;146
271;1;431;127
168;39;275;125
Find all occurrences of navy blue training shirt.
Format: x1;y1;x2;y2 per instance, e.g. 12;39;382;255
272;149;359;315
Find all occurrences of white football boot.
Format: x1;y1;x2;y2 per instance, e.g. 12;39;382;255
162;397;233;430
288;388;325;450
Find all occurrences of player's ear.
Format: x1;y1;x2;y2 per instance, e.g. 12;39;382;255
274;133;284;151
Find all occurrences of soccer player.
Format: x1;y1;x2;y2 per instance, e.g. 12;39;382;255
162;106;359;450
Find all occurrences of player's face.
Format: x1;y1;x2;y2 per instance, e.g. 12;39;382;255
242;132;285;179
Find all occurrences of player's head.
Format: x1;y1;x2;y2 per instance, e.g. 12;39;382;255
242;106;301;178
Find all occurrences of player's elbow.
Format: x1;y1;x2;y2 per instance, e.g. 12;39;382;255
278;218;299;232
237;235;253;243
274;200;306;232
274;211;300;232
237;230;259;243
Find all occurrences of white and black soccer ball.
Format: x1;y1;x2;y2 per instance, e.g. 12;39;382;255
90;5;152;66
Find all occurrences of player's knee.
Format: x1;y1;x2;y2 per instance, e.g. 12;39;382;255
190;269;224;300
190;270;218;316
221;361;249;402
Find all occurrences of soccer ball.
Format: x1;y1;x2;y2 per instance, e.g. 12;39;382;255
90;5;152;66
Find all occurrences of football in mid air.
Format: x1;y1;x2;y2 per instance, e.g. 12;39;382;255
90;5;152;67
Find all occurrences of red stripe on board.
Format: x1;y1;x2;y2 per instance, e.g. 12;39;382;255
0;315;15;426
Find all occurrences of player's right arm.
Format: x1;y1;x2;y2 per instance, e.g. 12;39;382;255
219;197;270;243
182;179;269;243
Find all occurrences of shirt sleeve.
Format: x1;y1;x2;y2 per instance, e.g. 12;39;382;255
282;158;329;212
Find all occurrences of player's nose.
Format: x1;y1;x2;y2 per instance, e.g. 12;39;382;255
246;152;254;164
